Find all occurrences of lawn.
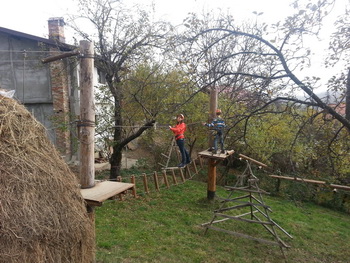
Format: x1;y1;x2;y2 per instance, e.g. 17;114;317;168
95;180;350;263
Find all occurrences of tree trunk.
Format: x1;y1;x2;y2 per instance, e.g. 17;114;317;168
346;68;350;121
110;145;123;180
110;84;123;180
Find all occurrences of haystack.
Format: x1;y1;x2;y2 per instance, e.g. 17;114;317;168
0;95;94;263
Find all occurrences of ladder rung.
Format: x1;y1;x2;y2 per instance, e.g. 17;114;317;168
225;186;270;194
214;213;273;225
161;153;170;158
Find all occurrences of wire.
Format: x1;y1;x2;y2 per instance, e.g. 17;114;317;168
0;49;76;54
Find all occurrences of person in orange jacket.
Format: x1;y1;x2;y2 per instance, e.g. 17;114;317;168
169;114;191;168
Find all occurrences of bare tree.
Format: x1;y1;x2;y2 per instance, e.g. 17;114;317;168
176;0;350;176
69;0;173;179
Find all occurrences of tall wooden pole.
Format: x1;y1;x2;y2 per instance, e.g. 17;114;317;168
207;86;217;200
79;40;95;189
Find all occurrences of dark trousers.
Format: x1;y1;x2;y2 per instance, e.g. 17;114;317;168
176;139;190;164
214;130;224;151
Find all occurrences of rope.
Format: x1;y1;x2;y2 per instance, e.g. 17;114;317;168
112;121;203;129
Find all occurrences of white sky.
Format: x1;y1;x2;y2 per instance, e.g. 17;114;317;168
0;0;348;90
1;0;344;39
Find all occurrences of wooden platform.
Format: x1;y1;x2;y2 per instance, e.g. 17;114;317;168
162;166;185;170
80;181;134;206
198;150;235;160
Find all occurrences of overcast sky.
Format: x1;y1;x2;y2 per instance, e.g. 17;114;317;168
1;0;344;39
1;0;348;89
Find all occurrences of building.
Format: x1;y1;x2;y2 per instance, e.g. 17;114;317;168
0;18;80;160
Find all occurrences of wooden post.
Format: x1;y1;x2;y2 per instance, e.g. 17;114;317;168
199;156;203;168
193;159;198;174
154;171;160;191
142;173;149;194
208;159;217;199
79;40;95;189
179;168;185;182
186;165;191;179
171;169;178;185
116;176;123;200
131;175;137;198
207;86;217;200
78;40;95;263
162;170;170;188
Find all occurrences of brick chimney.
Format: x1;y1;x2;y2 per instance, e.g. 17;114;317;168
48;17;66;43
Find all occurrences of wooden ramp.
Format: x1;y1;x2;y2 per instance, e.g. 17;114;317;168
81;181;134;206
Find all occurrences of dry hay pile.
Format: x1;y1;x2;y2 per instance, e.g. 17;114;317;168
0;96;94;263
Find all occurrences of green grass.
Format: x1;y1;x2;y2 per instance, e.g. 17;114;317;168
95;180;350;263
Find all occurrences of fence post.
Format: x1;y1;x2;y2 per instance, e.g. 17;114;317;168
142;173;149;194
131;175;137;198
162;170;170;188
154;171;160;191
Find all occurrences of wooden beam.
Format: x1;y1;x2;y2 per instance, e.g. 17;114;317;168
238;154;268;168
79;40;95;189
41;50;80;63
330;184;350;191
269;175;326;185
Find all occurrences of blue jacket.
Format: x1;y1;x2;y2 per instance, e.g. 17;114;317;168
206;117;225;131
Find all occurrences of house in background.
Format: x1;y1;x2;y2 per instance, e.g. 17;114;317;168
0;18;80;160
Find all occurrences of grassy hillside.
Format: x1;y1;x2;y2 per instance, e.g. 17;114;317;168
95;180;350;263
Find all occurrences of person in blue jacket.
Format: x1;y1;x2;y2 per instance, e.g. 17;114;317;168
203;109;226;154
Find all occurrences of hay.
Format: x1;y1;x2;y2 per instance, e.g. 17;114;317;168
0;96;95;263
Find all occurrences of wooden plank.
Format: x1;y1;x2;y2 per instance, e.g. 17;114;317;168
269;175;326;185
162;166;182;170
80;181;134;206
330;184;350;191
198;149;235;160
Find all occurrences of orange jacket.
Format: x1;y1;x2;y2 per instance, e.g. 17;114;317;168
170;122;186;140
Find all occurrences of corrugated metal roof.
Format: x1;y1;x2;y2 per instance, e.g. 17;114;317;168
0;26;76;51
